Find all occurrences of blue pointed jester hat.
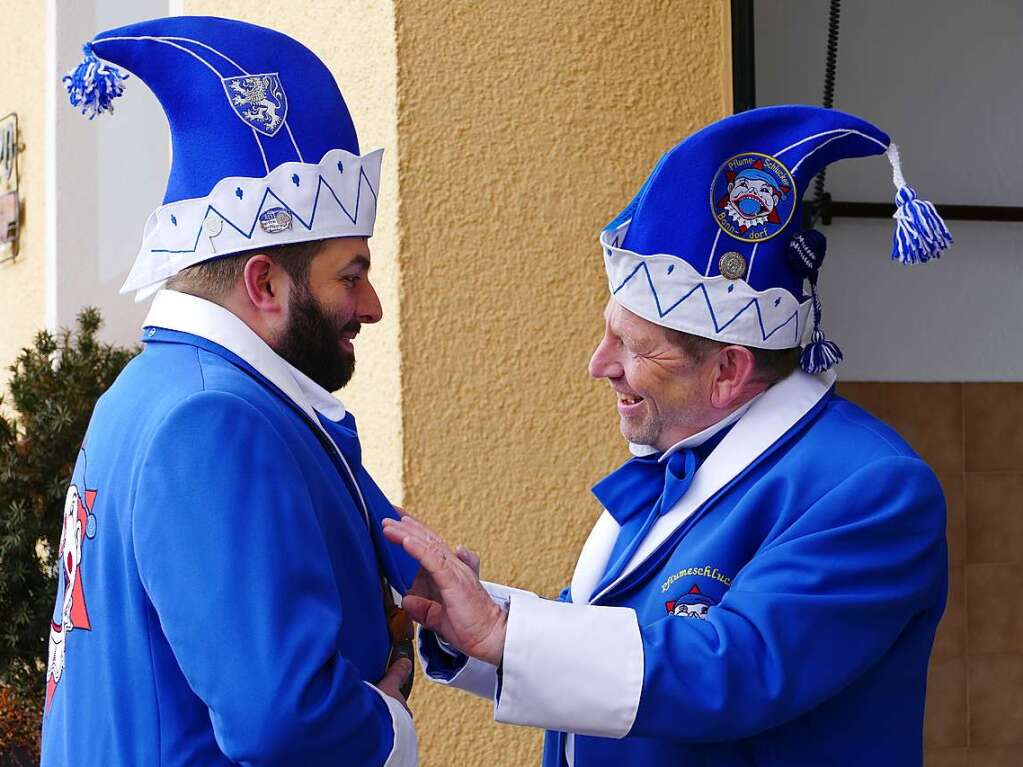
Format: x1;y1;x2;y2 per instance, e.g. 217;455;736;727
602;105;952;374
64;16;381;299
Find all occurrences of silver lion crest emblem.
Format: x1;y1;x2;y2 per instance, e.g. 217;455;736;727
222;73;288;137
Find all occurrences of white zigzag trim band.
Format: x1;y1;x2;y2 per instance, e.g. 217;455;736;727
601;227;813;350
121;148;382;298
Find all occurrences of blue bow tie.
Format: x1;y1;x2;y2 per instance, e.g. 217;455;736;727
589;447;700;598
592;447;699;527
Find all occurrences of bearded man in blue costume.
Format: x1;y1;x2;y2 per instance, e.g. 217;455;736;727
384;105;954;767
41;16;419;767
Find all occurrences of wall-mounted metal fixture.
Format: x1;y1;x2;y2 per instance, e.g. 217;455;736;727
0;112;21;263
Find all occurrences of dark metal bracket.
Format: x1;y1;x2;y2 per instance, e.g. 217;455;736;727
804;195;1023;226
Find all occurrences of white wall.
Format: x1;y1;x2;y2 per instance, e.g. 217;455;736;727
755;0;1023;380
48;0;172;348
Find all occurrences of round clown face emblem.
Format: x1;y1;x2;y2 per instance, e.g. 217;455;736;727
711;152;796;243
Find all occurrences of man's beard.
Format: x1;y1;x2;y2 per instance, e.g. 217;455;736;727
273;281;358;391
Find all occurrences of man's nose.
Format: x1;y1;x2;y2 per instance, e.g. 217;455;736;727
358;279;383;324
588;337;623;380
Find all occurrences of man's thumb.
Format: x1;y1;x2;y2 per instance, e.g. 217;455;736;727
387;656;413;682
401;595;436;628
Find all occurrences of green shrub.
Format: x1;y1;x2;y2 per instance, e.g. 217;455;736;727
0;308;135;758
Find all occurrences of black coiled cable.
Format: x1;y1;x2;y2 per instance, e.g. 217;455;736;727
812;0;842;219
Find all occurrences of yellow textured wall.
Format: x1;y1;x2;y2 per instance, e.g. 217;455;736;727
0;1;48;390
394;1;731;763
184;0;405;500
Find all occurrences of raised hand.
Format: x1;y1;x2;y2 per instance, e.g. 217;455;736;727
382;514;507;666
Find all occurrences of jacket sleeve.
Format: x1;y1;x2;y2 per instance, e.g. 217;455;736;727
494;456;947;741
418;581;537;699
131;392;416;766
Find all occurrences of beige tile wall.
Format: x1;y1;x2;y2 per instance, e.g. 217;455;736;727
838;383;1023;767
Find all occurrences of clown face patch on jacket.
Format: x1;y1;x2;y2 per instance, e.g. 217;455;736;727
46;450;98;712
607;525;738;625
666;584;718;619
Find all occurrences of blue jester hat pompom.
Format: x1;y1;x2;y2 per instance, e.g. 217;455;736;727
63;43;129;119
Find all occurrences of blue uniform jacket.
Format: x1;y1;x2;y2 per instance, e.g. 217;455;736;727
41;297;419;766
422;372;947;767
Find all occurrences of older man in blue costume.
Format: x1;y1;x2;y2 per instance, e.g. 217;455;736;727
385;105;953;767
42;16;419;767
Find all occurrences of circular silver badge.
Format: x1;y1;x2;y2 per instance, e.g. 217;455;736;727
719;251;747;280
259;207;293;234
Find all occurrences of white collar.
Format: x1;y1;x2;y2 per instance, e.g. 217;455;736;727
627;392;763;460
143;289;347;424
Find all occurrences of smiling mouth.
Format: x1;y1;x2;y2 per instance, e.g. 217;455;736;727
733;193;768;216
618;393;645;406
340;323;361;343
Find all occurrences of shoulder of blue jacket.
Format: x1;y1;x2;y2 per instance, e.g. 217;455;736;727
807;394;923;462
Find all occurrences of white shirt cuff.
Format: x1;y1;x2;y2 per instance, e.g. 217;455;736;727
480;580;536;609
494;593;644;738
365;682;418;767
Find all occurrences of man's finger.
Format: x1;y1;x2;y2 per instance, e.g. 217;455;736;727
401;595;442;632
389;514;447;548
385;517;453;561
383;520;445;559
400;535;461;585
382;518;431;547
381;520;409;546
455;545;481;576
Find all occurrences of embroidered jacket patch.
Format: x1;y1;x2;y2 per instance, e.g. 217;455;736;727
665;584;718;620
46;459;98;712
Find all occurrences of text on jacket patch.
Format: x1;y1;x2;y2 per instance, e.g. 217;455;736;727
661;565;732;593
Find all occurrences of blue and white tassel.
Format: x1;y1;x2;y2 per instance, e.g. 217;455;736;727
801;292;843;375
63;43;128;119
887;143;952;264
788;230;843;375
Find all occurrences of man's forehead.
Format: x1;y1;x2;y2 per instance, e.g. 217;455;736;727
605;299;663;336
321;237;371;267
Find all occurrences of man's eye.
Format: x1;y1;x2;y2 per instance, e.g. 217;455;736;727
341;275;360;285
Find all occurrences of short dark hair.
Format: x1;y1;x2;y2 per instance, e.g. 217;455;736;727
664;328;801;387
165;239;324;300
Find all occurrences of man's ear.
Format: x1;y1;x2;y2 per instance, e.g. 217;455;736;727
241;254;286;315
708;345;758;410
